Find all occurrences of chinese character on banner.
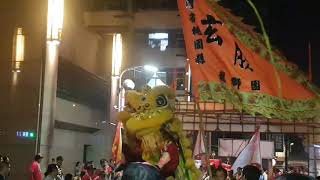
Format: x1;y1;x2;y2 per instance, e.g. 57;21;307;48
194;39;204;50
196;53;205;64
192;26;202;35
186;0;208;65
201;15;223;45
231;77;241;89
219;71;226;83
251;80;261;91
234;43;253;71
189;12;196;23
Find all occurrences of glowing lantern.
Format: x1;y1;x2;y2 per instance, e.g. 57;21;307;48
12;28;25;72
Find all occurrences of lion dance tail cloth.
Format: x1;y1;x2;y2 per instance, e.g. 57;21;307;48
116;86;200;180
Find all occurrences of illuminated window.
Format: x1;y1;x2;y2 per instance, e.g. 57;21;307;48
148;33;168;51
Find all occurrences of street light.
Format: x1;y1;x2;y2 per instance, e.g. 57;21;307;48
47;0;64;43
290;142;294;152
123;79;135;90
118;65;158;111
143;65;158;73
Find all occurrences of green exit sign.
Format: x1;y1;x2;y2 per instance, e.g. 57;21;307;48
16;131;36;139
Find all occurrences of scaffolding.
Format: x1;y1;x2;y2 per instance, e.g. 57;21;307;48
175;97;320;176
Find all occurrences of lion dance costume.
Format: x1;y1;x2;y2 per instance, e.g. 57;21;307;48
117;85;200;180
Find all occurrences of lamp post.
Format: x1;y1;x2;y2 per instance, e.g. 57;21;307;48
117;65;158;112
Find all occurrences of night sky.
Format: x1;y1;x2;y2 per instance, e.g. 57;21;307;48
218;0;320;86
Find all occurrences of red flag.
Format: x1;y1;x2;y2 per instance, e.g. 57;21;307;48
112;123;122;164
177;0;320;120
209;159;221;168
221;163;232;171
209;159;232;171
231;128;261;173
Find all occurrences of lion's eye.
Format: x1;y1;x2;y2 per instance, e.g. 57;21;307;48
156;95;167;107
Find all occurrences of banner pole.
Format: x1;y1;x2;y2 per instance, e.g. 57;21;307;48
246;0;283;100
196;100;212;179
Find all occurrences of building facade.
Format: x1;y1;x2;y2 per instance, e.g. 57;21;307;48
0;0;319;178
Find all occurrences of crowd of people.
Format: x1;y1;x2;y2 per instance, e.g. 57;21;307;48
199;163;320;180
200;165;263;180
1;153;118;180
2;153;320;180
0;153;267;180
29;154;119;180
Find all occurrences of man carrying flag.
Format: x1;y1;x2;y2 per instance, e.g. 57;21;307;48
231;128;262;180
232;128;262;172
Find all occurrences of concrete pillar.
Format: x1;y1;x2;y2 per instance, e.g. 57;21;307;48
39;42;60;166
104;34;117;157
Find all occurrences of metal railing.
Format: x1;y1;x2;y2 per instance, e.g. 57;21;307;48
174;95;320;131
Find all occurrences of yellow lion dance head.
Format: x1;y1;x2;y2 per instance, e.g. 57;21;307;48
117;85;200;179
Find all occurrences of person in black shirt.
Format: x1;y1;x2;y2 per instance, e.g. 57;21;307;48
242;165;261;180
0;155;10;180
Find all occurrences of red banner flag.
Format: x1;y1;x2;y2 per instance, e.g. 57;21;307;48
178;0;320;120
112;123;122;164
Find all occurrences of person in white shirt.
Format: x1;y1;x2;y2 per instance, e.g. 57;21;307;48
259;169;268;180
262;169;268;180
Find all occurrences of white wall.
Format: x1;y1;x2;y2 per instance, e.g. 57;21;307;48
50;129;92;174
49;129;114;175
56;98;104;128
49;129;113;175
39;98;115;174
